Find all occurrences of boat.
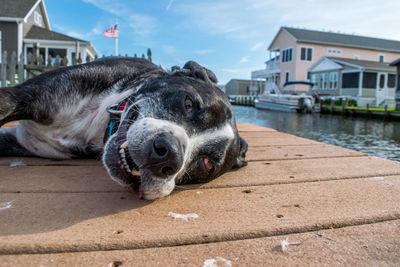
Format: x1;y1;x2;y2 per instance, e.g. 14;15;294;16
254;81;315;113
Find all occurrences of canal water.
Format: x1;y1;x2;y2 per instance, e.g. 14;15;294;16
233;106;400;162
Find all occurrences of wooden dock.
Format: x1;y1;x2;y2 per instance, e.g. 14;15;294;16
1;121;400;266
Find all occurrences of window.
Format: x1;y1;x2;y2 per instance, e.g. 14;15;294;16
363;72;377;89
282;48;293;63
388;74;396;88
300;47;313;61
342;72;360;88
34;11;42;26
354;55;360;60
327;49;342;55
329;72;338;89
27;47;46;64
48;48;67;65
378;55;385;63
285;71;290;83
311;74;319;88
321;73;328;89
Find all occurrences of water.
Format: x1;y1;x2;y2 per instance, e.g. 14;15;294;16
233;106;400;162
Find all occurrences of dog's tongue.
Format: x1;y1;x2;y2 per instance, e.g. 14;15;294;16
131;180;143;199
136;186;143;199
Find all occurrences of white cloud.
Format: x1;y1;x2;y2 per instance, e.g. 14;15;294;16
82;0;158;37
129;13;157;36
239;56;249;63
166;0;174;11
195;49;215;55
53;23;103;40
173;0;400;42
250;41;266;51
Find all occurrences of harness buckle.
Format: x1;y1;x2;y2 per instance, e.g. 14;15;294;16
106;104;124;115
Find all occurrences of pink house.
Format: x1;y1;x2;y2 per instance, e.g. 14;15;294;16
251;27;400;107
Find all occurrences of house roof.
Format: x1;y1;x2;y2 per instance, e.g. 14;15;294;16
25;25;88;43
279;27;400;53
0;0;39;19
389;58;400;66
329;57;396;71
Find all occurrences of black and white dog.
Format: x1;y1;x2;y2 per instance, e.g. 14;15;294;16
0;57;247;200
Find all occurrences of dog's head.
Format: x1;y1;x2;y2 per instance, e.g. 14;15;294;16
103;61;248;199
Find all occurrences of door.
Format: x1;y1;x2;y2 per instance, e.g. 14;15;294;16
376;72;387;106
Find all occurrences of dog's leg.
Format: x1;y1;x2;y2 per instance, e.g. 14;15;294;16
0;87;18;126
0;128;34;156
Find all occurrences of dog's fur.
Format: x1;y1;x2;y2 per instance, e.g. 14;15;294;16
0;57;247;199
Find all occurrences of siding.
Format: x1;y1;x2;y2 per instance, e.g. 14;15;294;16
23;3;49;36
225;80;252;95
269;30;297;89
0;22;18;54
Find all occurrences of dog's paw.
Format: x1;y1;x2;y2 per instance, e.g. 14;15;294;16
0;89;16;123
174;61;218;84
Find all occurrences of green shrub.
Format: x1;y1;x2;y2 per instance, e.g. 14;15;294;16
347;99;357;107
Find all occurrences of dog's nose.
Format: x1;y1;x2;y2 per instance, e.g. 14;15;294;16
147;134;182;178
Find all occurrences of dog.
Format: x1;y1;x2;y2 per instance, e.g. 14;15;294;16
0;57;248;200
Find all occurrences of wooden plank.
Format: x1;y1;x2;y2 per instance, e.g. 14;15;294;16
2;220;399;266
246;143;365;161
236;122;275;132
0;176;399;254
2;156;397;193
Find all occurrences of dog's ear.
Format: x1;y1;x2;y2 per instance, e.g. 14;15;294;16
233;136;248;169
181;61;218;84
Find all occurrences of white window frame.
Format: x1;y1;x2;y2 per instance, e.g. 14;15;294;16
281;47;293;64
354;55;360;60
327;48;342;55
321;73;329;89
329;72;338;89
378;54;385;63
34;11;42;26
300;46;313;62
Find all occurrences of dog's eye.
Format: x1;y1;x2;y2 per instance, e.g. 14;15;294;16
184;96;194;115
202;157;214;172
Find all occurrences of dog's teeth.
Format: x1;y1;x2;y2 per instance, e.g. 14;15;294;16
120;141;128;149
131;169;140;176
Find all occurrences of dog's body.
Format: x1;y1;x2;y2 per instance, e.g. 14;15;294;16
0;57;247;199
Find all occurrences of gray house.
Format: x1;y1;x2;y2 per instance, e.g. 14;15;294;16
308;57;397;108
389;58;400;109
0;0;98;65
225;79;265;95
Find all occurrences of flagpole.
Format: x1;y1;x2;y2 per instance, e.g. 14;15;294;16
115;38;118;56
115;19;118;56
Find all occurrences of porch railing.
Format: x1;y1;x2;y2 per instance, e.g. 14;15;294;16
0;48;152;87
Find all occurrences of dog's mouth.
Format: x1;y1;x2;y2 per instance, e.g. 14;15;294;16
106;104;144;197
119;141;139;176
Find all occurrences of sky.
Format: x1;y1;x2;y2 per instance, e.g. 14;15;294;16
46;0;400;85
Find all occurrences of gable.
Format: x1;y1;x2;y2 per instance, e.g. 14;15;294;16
308;57;343;73
268;28;296;51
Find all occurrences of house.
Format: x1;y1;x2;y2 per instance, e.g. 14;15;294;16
251;27;400;105
225;79;265;95
308;57;397;107
389;58;400;109
0;0;98;66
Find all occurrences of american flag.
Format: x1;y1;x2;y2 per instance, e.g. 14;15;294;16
103;24;118;38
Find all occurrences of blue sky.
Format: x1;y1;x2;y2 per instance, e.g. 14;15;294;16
46;0;400;85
